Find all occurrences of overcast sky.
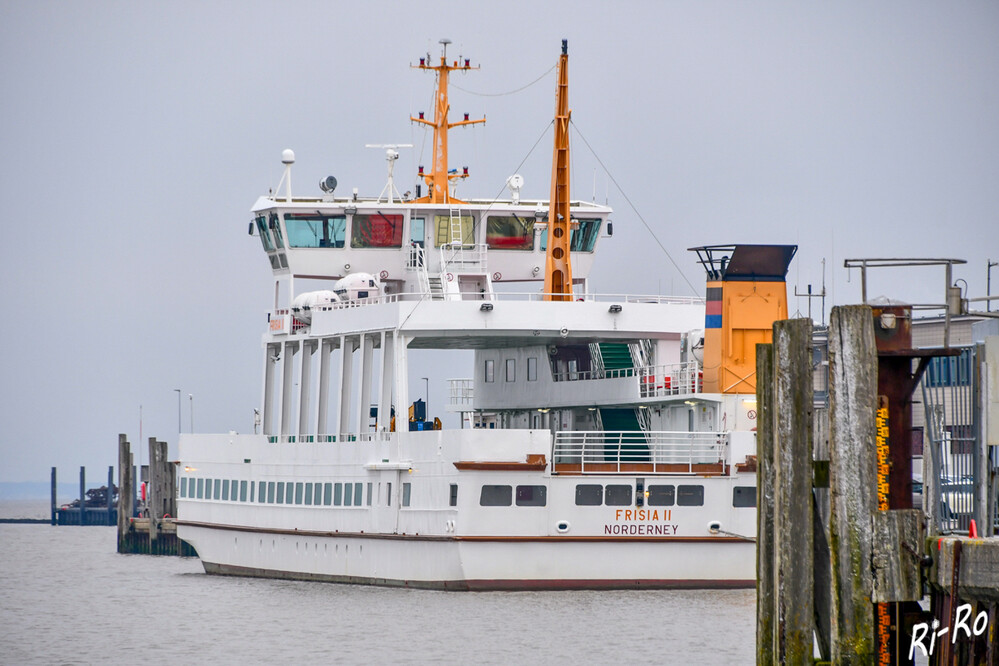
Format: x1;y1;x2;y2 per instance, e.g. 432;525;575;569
2;1;997;483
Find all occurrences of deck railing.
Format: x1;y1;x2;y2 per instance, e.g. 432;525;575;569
447;378;474;411
440;243;488;271
552;430;727;474
550;361;702;397
267;432;392;444
310;291;703;312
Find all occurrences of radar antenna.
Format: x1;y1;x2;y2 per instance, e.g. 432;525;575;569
365;144;413;203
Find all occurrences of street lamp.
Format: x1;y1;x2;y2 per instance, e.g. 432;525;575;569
988;260;997;313
173;389;182;436
422;377;429;417
189;394;194;433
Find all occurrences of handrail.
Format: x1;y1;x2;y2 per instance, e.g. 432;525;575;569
309;291;704;312
552;430;727;474
550;361;703;397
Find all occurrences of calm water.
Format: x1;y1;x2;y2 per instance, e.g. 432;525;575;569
1;501;756;664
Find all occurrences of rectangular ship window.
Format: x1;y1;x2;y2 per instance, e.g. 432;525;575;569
179;478;187;498
433;214;474;247
304;482;313;506
486;215;534;250
484;359;495;383
276;482;285;504
604;484;633;506
284;213;346;248
213;479;221;500
354;483;363;506
677;485;704;506
267;481;275;504
323;482;332;506
367;482;372;506
196;478;204;499
285;483;294;505
479;485;512;506
387;482;392;506
402;482;411;507
575;484;603;506
449;484;458;507
343;483;353;506
240;480;248;502
350;213;404;248
222;479;230;501
733;486;757;508
314;483;322;506
516;485;547;507
506;358;515;382
251;481;256;502
334;483;343;506
295;482;304;505
527;357;537;381
647;485;675;506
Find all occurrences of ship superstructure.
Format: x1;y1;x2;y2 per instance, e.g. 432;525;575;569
177;41;794;589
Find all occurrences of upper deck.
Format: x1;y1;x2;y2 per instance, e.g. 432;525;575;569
249;194;612;295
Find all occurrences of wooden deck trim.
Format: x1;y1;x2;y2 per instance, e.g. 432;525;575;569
453;454;547;472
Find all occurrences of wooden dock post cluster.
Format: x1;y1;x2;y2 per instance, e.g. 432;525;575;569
757;307;932;664
48;465;117;526
116;434;194;556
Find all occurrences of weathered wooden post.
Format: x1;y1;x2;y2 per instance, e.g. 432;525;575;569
106;465;114;526
773;318;814;664
117;434;133;551
79;466;86;526
50;466;57;525
755;342;776;665
828;305;878;662
148;437;161;542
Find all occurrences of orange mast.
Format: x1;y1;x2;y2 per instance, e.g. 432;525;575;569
411;39;485;204
544;39;573;301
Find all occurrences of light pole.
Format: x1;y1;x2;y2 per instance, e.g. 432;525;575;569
173;389;182;437
189;394;194;433
422;377;429;418
988;260;997;312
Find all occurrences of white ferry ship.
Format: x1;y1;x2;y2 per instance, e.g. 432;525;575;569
177;41;795;590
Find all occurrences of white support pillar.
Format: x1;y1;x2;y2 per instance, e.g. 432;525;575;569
357;334;374;433
262;343;276;435
393;330;409;428
337;335;354;437
279;341;296;436
316;338;333;436
379;331;394;431
297;340;313;437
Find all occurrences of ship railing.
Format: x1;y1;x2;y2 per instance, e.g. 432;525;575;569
552;430;727;474
267;432;392;444
550;361;702;396
311;291;704;311
439;242;488;271
637;362;703;397
446;378;474;411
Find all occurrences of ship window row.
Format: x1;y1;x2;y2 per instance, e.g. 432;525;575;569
479;485;547;507
260;212;602;253
574;484;706;507
484;357;539;383
180;477;373;508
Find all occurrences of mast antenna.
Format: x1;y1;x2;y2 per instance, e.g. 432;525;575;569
544;39;574;301
410;39;485;204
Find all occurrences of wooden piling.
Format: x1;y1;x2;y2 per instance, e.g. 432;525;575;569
79;466;86;526
117;435;134;551
773;318;814;664
828;305;878;662
755;342;776;666
50;466;57;525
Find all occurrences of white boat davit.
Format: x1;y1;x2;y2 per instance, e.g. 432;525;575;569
177;39;796;590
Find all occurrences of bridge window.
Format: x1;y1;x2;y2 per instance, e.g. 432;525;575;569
480;485;512;506
284;214;346;248
647;484;675;506
677;485;704;506
351;213;404;248
255;215;274;251
486;215;534;250
604;484;633;506
539;218;602;253
575;484;603;506
434;214;475;247
733;486;756;508
269;213;284;249
516;485;547;507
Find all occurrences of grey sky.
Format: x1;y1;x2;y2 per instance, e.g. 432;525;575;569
2;1;997;482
